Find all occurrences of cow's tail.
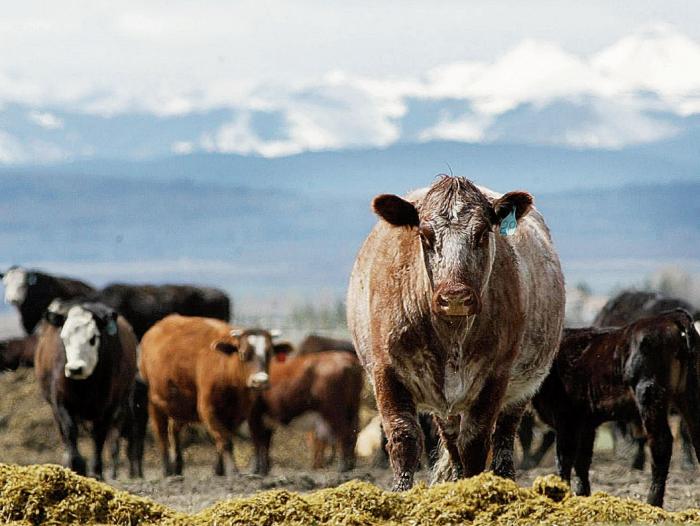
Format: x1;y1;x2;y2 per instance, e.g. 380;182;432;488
430;447;457;485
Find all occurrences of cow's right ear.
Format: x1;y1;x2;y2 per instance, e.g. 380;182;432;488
212;339;238;355
44;311;66;327
372;194;420;228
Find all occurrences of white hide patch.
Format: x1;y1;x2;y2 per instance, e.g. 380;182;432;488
695;321;700;338
60;306;100;379
247;334;268;363
2;268;28;305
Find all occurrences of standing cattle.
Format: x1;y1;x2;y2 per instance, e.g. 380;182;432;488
0;334;37;370
139;315;284;476
249;350;363;474
594;290;700;470
532;309;700;507
99;283;231;339
1;267;96;334
34;301;138;479
347;176;565;490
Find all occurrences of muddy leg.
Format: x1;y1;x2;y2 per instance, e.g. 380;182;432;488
170;421;185;476
249;399;272;475
491;401;527;479
572;424;595;496
374;367;421;491
148;402;173;476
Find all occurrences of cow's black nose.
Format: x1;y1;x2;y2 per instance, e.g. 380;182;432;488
68;366;83;376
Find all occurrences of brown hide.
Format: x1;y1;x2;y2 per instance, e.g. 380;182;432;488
347;176;565;489
251;351;363;472
139;314;275;476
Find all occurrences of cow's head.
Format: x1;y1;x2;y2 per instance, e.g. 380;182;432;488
1;266;38;306
373;176;532;318
45;302;118;380
212;328;287;390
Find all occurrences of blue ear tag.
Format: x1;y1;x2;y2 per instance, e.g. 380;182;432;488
106;321;118;336
499;209;517;236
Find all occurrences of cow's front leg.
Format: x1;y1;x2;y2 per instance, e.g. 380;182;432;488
374;366;421;491
490;400;527;479
460;376;507;476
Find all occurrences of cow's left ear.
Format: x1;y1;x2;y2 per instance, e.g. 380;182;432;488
491;191;533;224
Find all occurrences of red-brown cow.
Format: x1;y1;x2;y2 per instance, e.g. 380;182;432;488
139;315;285;476
249;350;363;474
532;309;700;507
347;176;565;490
0;334;37;370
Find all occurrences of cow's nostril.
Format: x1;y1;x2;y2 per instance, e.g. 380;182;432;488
437;295;450;307
463;294;474;306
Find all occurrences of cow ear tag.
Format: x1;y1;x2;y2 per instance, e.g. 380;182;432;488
499;208;517;236
106;320;118;336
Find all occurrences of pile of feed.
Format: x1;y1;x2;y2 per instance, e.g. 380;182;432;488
2;463;700;525
0;464;181;525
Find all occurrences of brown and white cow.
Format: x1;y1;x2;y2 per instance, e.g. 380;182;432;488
249;350;363;474
139;314;285;476
347;175;565;490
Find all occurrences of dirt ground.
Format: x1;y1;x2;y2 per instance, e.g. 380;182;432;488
1;368;699;514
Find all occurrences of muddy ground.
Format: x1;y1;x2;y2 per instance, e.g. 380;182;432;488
1;368;699;514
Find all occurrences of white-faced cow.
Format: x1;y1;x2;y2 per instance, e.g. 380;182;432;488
35;301;138;479
1;267;96;334
347;175;565;490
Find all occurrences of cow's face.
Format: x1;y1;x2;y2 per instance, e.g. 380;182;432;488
213;328;286;390
1;267;36;306
54;305;117;380
373;176;532;318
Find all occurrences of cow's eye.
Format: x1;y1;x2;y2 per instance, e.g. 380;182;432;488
89;335;97;346
419;223;435;249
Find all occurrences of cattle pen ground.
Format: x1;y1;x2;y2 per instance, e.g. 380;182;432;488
1;368;700;520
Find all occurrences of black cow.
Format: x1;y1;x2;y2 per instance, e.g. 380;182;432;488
98;283;231;339
595;290;700;470
1;267;96;334
35;301;138;479
532;309;700;508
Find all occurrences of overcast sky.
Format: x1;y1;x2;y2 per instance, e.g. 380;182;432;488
1;1;700;160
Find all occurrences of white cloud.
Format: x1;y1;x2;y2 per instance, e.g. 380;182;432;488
171;141;194;155
28;110;63;129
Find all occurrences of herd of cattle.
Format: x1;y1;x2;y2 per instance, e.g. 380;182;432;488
2;176;700;509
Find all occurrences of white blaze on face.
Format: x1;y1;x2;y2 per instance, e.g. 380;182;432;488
60;306;100;380
2;268;28;305
247;334;269;387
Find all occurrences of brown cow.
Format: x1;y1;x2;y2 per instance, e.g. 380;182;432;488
347;175;565;490
35;301;138;478
0;334;37;370
139;315;285;476
249;350;363;474
532;309;700;507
